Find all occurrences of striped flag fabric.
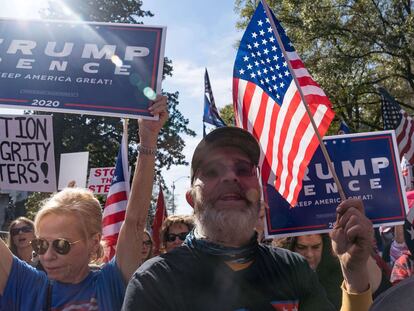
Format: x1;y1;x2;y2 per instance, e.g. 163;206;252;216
401;156;413;191
233;1;335;207
380;87;414;165
151;183;168;256
102;130;130;261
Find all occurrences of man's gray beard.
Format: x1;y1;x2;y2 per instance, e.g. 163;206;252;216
194;201;259;246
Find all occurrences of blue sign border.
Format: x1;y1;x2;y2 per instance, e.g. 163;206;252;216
0;19;166;119
265;131;408;237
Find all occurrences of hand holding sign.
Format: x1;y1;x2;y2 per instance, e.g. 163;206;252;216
330;198;374;293
138;95;168;146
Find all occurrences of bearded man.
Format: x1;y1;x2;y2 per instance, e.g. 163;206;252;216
122;127;374;311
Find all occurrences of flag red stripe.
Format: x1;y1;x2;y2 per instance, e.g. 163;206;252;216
274;91;302;190
233;78;240;126
242;82;256;129
291;111;334;201
399;119;414;156
288;105;329;203
396;118;409;145
102;233;119;244
105;191;128;207
290;59;305;69
252;92;269;139
102;210;126;227
152;185;167;255
261;103;280;184
279;101;313;199
297;76;320;88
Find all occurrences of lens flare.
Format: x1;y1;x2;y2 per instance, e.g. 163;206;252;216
111;55;123;67
143;87;156;100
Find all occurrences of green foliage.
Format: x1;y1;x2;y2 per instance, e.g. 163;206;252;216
219;104;236;126
25;192;52;220
235;0;414;134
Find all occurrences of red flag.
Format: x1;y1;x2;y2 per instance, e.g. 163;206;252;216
151;184;167;255
101;130;130;261
233;1;334;207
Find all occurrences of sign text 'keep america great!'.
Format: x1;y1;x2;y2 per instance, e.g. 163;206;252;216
0;19;166;119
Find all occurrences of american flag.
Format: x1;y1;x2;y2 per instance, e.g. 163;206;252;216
151;183;168;256
203;69;226;136
400;156;412;191
380;87;414;165
102;130;130;261
233;1;334;207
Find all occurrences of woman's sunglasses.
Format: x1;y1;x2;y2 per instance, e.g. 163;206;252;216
10;226;33;236
30;238;82;255
166;232;189;242
142;240;152;246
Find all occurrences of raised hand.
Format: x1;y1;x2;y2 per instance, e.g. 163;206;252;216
138;95;169;146
330;198;373;293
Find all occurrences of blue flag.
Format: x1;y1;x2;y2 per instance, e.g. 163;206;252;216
203;69;226;132
338;120;351;134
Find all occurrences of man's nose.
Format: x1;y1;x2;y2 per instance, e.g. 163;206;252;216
220;166;240;182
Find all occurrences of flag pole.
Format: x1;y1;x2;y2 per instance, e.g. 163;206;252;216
262;0;346;202
261;0;346;202
123;118;130;193
123;118;129;141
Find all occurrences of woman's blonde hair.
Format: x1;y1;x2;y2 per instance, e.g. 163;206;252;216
34;187;104;261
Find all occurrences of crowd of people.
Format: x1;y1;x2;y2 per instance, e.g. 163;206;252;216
0;95;413;310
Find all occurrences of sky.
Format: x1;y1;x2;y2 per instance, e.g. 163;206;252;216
0;0;244;215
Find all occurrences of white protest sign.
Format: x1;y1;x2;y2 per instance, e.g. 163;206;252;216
0;114;56;192
58;152;89;190
88;167;115;194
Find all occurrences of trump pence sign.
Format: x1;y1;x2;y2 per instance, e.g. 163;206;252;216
0;19;166;119
265;131;408;237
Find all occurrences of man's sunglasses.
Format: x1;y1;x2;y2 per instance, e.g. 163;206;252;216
30;238;82;255
10;226;33;236
166;232;189;243
198;160;257;180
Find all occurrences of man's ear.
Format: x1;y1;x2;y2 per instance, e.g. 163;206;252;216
186;190;194;208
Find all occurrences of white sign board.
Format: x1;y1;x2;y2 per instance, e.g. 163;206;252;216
88;167;115;194
58;152;89;190
0;114;56;192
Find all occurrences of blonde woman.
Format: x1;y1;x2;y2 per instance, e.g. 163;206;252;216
0;96;168;311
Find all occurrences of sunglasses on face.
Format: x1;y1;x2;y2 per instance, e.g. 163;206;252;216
10;226;33;236
142;240;152;246
166;232;189;243
30;238;82;255
199;160;256;180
